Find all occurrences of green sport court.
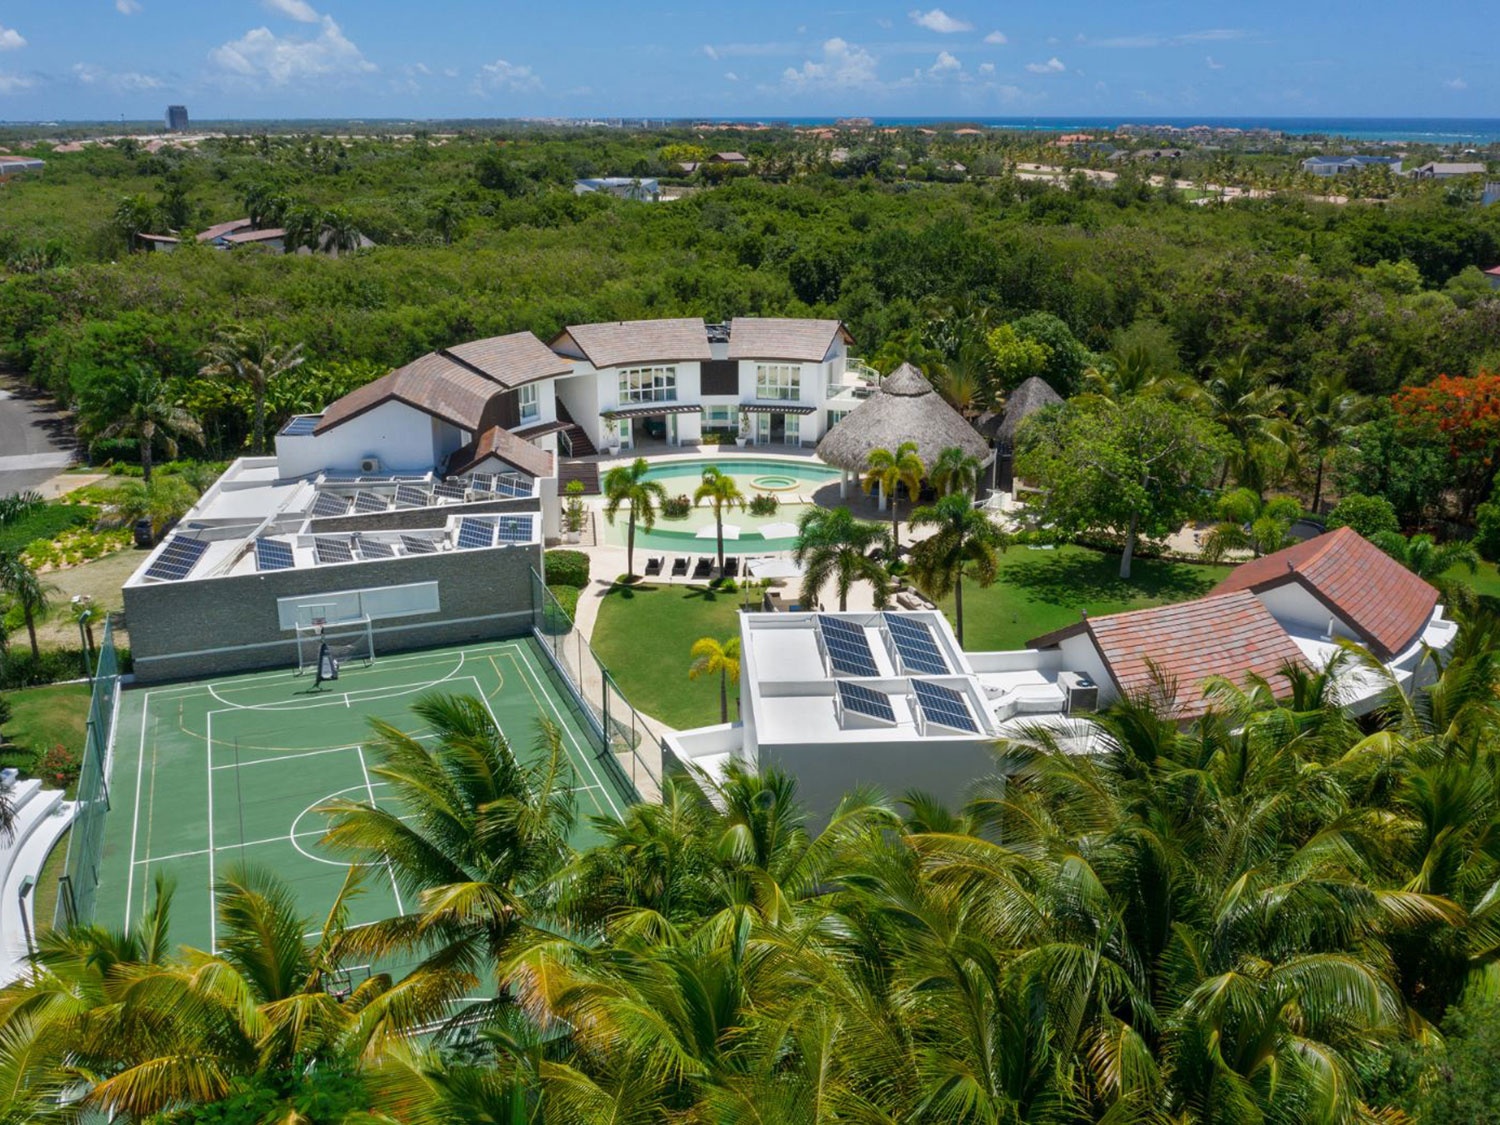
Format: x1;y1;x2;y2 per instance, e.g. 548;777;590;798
95;637;630;953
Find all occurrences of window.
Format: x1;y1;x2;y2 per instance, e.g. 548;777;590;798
827;409;851;429
756;363;801;400
517;383;540;422
618;366;677;404
701;404;737;437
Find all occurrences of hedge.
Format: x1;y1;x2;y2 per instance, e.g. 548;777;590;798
545;549;590;589
0;503;95;555
0;646;132;690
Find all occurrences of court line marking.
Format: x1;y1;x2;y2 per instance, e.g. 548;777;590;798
511;644;622;819
204;651;467;712
206;708;216;953
123;695;151;926
356;745;406;917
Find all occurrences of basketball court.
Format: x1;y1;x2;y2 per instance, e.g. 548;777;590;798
94;637;627;954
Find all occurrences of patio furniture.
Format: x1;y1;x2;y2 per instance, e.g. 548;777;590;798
692;557;713;580
723;557;740;579
671;557;689;578
644;556;664;576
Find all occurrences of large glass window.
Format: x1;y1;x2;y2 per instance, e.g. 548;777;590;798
618;366;677;404
517;383;540;422
701;404;737;438
756;363;801;401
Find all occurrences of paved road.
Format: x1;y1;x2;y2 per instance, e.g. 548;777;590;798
0;377;77;497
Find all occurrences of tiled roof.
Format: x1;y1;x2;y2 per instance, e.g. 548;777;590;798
442;332;572;389
314;354;500;435
222;227;286;244
1211;527;1437;659
446;425;553;478
1031;591;1307;718
197;218;253;242
551;318;712;368
726;318;852;362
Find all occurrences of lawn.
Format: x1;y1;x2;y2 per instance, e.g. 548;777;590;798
933;545;1235;651
590;582;749;730
0;682;92;794
1449;559;1500;600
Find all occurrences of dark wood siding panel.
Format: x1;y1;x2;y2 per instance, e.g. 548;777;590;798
701;360;739;397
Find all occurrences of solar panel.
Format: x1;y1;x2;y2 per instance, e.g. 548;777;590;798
838;681;896;723
494;474;531;497
401;534;439;555
313;536;355;565
912;680;978;733
144;535;209;581
817;615;879;677
354;490;389;514
495;515;533;543
357;536;394;559
311;491;350;518
467;473;496;493
885;613;950;675
280;415;321;436
253;537;295;572
433;480;467;502
456;517;495;550
394;483;430;509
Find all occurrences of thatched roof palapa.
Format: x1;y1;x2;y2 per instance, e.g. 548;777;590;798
816;363;991;472
991;376;1063;446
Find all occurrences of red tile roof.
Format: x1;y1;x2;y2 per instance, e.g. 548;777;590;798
222;227;286;244
550;318;712;368
1210;527;1437;659
442;331;572;389
314;353;500;435
197;218;253;242
447;425;553;478
726;318;853;362
1031;591;1307;719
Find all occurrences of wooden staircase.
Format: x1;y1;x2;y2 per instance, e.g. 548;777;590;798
559;460;600;495
555;399;598;458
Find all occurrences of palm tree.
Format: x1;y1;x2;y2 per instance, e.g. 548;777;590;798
907;492;1008;647
99;475;200;540
199;324;306;455
431;193;466;244
1372;531;1480;582
281;202;323;253
112;194;158;250
928;445;982;498
1199;347;1287;489
793;506;892;611
862;441;924;549
0;551;55;659
602;457;669;579
1292;372;1366;512
1198;487;1303;561
689;634;741;723
79;363;203;483
321;206;362;254
693;466;747;571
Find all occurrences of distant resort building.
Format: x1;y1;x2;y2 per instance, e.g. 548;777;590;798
573;177;660;201
138;217;374;256
1412;161;1487;179
1301;154;1403;176
0;156;44;178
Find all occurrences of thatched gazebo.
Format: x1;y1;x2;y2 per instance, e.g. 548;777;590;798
987;375;1063;491
816;363;992;505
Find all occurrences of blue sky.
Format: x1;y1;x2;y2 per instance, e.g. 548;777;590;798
0;1;1488;121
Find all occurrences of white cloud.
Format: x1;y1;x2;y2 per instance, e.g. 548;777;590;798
442;66;458;78
115;0;143;13
1026;56;1065;73
983;30;1007;44
264;0;320;23
1444;76;1467;90
702;44;718;60
0;25;26;51
1087;28;1248;49
909;8;971;33
474;58;542;94
725;71;739;81
210;15;375;85
1205;55;1224;69
72;62;163;90
875;16;892;27
978;61;995;75
928;50;961;76
0;72;33;93
782;37;878;87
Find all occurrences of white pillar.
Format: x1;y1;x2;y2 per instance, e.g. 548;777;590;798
877;479;888;512
839;470;849;499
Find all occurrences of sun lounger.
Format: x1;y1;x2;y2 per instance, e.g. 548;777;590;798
644;556;664;576
723;557;740;578
692;557;713;581
671;557;689;578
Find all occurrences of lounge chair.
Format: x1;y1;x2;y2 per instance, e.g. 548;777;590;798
692;557;713;581
644;556;664;576
723;557;740;579
671;556;689;578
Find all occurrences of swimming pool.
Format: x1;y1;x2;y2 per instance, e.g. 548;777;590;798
638;457;842;488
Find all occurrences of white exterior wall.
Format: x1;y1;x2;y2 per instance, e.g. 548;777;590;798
1057;633;1117;706
1255;583;1358;643
275;401;459;477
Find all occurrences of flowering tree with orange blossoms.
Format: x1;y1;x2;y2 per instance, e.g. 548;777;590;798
1392;372;1500;518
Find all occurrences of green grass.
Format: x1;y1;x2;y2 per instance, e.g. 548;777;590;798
548;584;581;620
0;503;94;555
32;828;67;933
1448;559;1500;600
591;582;747;730
0;683;91;795
934;545;1235;651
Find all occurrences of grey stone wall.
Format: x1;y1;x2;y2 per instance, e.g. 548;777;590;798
123;542;540;683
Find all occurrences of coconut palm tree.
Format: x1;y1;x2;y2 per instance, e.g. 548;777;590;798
928;445;983;498
1199;347;1287;489
99;474;199;541
602;457;669;580
1198;487;1303;561
907;492;1008;647
1292;372;1367;513
0;551;54;659
792;506;892;612
79;363;203;483
693;466;747;571
199;324;306;456
1371;531;1481;582
862;441;924;549
321;206;362;254
688;634;740;723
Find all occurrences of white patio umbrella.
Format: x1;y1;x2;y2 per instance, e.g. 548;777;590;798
697;523;741;540
748;557;804;580
759;521;800;539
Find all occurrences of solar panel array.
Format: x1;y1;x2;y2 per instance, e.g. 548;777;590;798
912;680;978;733
494;474;531;498
313;536;354;565
311;491;351;518
144;535;209;581
817;615;880;677
400;534;439;555
885;613;950;675
354;490;389;514
495;515;533;543
253;537;294;572
456;517;496;550
281;415;320;436
838;681;896;723
394;483;430;509
357;536;394;559
433;480;468;502
467;473;495;492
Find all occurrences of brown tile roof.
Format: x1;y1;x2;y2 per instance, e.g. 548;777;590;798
550;318;712;368
1210;527;1437;659
222;227;286;244
197;218;253;242
726;318;853;362
447;426;553;478
1031;591;1307;719
442;332;572;389
314;353;500;435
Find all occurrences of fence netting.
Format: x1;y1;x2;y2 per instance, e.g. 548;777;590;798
54;617;119;928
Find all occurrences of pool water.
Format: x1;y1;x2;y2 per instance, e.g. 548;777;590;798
639;457;841;487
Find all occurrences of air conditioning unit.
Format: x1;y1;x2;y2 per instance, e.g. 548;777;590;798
359;457;381;473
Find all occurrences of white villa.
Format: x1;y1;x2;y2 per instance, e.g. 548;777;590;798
665;528;1458;819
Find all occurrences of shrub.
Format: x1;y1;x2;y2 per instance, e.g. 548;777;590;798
544;548;590;589
1474;501;1500;561
1326;493;1401;539
662;494;692;519
0;646;130;689
548;583;580;621
0;491;44;525
0;502;95;555
749;493;779;516
35;743;80;791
